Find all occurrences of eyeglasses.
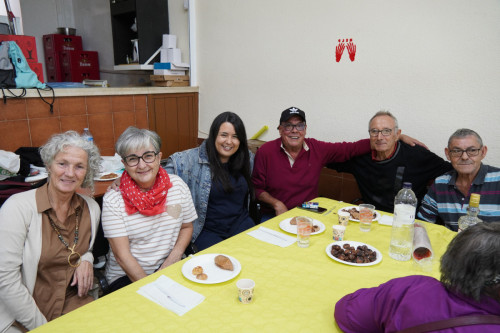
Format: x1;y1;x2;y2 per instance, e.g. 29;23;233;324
281;122;306;132
448;147;482;158
368;128;394;137
123;151;158;167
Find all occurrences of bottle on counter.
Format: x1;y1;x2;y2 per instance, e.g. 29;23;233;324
457;193;482;232
82;128;94;143
389;182;418;261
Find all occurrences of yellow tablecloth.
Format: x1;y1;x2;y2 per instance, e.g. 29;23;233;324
33;198;456;333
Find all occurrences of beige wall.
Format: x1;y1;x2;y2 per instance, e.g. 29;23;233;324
193;0;500;166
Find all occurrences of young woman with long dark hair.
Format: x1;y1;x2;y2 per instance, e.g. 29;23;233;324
165;112;256;251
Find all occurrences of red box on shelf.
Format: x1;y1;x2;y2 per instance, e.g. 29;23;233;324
45;52;60;71
0;34;38;62
62;66;100;82
28;62;44;83
44;52;63;82
60;50;99;73
43;34;82;55
46;67;63;82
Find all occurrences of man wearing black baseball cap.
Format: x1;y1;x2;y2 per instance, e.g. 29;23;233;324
251;106;371;220
252;106;423;220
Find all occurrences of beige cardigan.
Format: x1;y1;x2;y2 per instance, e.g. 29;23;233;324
0;189;100;332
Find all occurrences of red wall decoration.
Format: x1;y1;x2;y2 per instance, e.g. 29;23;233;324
335;39;356;62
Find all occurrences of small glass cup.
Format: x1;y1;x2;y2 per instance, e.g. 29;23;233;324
296;216;313;248
359;204;375;232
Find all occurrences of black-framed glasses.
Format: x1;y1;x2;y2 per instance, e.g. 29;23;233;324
368;128;394;137
448;147;482;158
123;151;158;167
282;122;306;132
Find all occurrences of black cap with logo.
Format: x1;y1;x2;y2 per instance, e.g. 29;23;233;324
279;107;306;124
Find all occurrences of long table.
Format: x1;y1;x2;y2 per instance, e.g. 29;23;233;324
33;198;457;332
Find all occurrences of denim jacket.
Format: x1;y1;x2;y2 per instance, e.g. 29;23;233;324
164;140;254;242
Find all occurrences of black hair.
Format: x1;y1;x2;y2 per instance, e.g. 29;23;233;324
205;112;253;198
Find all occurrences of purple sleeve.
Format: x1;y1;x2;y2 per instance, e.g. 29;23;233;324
334;286;381;333
334;276;442;333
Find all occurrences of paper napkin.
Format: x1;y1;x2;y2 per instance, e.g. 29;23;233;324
137;275;205;316
247;226;296;247
378;215;394;226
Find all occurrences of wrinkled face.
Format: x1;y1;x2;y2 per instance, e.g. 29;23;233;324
445;135;486;177
123;144;162;190
215;122;240;163
279;115;307;151
48;146;88;194
369;115;401;156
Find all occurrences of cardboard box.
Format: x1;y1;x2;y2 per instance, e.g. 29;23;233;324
150;75;189;87
153;69;186;76
0;34;38;62
153;62;189;70
160;48;181;63
162;34;177;48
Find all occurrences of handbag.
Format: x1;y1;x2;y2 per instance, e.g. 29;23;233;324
397;314;500;333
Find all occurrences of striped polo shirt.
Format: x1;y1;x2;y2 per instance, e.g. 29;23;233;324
102;174;197;284
417;164;500;231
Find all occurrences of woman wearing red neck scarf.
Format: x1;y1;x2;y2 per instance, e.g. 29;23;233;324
101;127;197;293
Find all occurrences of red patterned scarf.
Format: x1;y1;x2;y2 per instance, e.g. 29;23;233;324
120;167;172;216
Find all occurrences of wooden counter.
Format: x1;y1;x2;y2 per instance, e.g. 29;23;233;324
17;86;199;98
0;87;199;159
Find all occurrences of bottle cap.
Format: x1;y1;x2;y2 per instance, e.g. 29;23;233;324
403;182;412;189
469;193;480;207
84;128;89;131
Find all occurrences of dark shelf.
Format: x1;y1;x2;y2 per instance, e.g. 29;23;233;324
109;0;169;65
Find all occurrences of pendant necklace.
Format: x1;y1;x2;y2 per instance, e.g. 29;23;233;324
45;206;81;268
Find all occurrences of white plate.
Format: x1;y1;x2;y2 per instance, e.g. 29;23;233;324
94;172;120;181
325;241;382;267
279;217;325;235
181;253;241;284
337;206;381;222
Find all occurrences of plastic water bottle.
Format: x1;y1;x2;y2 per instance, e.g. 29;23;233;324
457;193;482;232
389;182;417;261
82;128;94;143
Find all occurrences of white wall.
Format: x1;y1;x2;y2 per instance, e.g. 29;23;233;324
194;0;500;166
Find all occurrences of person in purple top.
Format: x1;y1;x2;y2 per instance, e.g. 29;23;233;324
334;222;500;332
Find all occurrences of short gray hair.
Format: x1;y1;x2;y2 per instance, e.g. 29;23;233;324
448;128;483;147
440;222;500;302
368;110;399;130
115;126;161;157
40;130;101;190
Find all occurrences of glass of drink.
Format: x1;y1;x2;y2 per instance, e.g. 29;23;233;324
359;204;375;232
296;216;313;247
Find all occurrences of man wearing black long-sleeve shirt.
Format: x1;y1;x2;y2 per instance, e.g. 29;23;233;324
328;111;452;213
